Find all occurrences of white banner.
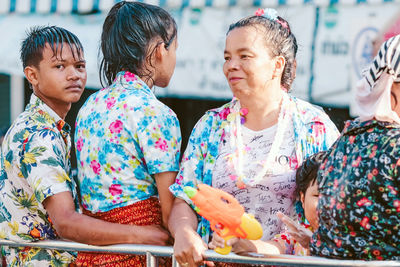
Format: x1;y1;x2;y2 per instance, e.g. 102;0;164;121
0;4;398;106
0;13;104;88
312;4;399;108
349;10;400;116
0;7;315;100
160;6;315;100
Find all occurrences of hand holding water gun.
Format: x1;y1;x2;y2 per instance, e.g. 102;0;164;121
184;184;263;255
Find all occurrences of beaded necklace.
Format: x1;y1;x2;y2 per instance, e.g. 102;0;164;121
228;93;291;189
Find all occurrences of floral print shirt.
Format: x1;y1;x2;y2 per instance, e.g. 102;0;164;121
170;94;339;243
0;94;79;266
311;119;400;260
75;71;181;213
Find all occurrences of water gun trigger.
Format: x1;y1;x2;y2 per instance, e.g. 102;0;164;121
213;223;224;232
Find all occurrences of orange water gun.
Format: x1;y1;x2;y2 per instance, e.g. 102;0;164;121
184;184;263;255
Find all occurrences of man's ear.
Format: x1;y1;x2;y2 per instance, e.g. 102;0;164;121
273;56;286;79
24;66;39;88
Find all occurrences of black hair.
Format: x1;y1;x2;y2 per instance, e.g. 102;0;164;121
100;1;177;87
227;15;298;91
295;151;327;198
20;25;84;70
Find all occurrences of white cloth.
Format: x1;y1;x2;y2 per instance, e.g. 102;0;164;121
354;35;400;123
212;122;297;240
355;72;400;124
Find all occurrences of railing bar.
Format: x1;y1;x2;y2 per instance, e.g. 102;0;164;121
146;251;158;267
0;240;172;256
0;239;399;267
172;255;180;267
205;252;400;267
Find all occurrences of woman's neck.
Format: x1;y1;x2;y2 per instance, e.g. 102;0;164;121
239;89;284;131
140;75;154;88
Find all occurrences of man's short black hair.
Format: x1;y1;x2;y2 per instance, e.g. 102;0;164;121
20;25;84;69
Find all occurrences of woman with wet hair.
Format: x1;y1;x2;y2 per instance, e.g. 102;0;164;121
75;1;180;265
168;8;339;267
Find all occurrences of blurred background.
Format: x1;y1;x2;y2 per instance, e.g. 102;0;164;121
0;0;399;167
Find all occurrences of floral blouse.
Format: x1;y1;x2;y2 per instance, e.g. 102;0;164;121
75;71;181;213
0;94;79;266
311;119;400;260
170;94;339;244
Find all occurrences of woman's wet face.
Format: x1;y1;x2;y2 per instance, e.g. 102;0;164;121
223;26;277;97
155;36;178;88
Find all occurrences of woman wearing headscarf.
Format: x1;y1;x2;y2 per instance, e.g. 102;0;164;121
311;35;400;260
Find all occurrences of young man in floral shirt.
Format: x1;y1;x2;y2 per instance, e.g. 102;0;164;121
0;26;170;266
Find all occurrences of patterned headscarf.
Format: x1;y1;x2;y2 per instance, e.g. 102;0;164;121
355;35;400;124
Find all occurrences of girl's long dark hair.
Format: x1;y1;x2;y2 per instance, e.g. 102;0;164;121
100;1;177;87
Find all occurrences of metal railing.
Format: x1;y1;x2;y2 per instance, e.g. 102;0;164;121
1;239;400;267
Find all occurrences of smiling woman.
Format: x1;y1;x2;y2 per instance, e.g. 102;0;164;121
168;8;339;267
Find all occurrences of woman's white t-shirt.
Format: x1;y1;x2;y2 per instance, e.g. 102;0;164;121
212;122;298;240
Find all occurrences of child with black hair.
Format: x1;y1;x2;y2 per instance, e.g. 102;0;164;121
74;1;180;266
209;151;326;257
0;25;170;267
274;151;326;255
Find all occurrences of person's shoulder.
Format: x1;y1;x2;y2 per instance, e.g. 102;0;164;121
290;96;324;116
151;98;178;117
187;101;232;135
79;89;102;110
5;110;42;143
207;101;232;113
384;124;400;139
290;96;332;124
196;101;232;125
376;125;400;155
3;118;66;170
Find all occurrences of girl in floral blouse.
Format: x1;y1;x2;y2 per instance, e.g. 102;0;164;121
74;1;180;266
311;35;400;260
168;8;338;267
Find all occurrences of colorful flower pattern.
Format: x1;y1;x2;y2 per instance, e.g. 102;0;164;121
75;71;181;213
0;94;79;266
311;119;400;260
169;94;339;244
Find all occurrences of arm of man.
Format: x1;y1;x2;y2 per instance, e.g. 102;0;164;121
154;171;177;228
43;191;170;246
168;198;212;267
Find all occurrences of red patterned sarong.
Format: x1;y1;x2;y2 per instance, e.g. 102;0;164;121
75;197;170;267
215;262;255;267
